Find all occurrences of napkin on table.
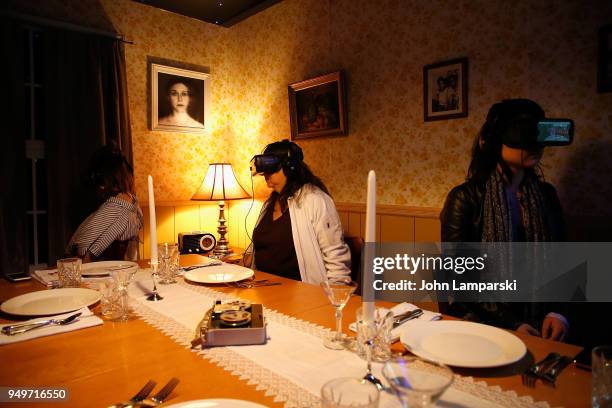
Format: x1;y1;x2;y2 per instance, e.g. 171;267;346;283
31;269;58;287
0;307;103;345
349;302;442;342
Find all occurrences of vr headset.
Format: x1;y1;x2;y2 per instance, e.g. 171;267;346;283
491;100;574;148
250;154;283;175
502;117;574;148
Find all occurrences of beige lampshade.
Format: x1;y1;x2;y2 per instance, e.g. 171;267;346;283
192;163;250;201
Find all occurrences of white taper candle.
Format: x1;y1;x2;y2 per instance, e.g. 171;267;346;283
148;175;158;264
363;170;376;321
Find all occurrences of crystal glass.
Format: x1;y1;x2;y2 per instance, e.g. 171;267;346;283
356;307;394;363
321;377;379;408
382;357;453;408
320;278;358;350
111;265;138;322
158;243;179;284
593;345;612;408
57;257;82;288
97;278;120;319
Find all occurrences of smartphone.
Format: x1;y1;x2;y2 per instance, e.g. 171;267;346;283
537;119;574;146
6;272;32;282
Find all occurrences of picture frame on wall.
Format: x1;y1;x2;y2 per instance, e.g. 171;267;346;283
288;71;347;140
598;24;612;93
148;57;211;134
423;57;468;121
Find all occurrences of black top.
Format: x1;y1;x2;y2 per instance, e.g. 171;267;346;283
440;176;566;330
253;205;301;281
440;178;565;242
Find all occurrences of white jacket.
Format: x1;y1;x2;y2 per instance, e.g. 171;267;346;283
251;184;351;285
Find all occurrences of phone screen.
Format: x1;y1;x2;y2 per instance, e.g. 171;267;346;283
537;119;574;145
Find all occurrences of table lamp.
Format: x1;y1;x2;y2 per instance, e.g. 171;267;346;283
192;163;251;258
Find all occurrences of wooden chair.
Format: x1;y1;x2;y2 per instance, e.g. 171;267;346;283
344;235;363;295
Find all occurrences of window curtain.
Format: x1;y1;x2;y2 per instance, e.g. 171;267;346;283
44;28;133;265
0;19;28;276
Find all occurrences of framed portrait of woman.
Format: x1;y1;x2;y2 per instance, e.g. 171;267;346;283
148;57;211;134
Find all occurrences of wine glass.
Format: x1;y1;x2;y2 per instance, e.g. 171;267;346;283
320;278;358;350
320;377;379;408
111;265;138;322
382;357;454;408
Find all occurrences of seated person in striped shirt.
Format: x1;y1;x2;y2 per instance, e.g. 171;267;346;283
66;145;143;262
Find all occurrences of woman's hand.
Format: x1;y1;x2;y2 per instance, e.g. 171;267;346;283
516;323;539;336
541;316;568;341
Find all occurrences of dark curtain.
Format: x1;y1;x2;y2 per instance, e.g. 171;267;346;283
45;28;132;265
0;19;28;276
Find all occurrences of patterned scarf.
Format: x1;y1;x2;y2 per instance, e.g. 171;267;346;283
482;170;550;242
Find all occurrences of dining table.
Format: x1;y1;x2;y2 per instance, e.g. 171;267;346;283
0;254;591;407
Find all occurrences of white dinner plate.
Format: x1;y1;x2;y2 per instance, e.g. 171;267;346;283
0;288;101;316
400;320;526;368
81;260;138;277
165;399;267;408
184;264;254;284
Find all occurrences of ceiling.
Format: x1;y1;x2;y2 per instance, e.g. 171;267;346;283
132;0;282;27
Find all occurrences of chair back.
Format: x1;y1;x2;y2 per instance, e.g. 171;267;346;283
344;235;363;294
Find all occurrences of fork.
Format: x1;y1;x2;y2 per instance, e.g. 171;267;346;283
225;279;268;289
108;380;156;408
521;352;561;387
1;312;82;335
133;378;180;407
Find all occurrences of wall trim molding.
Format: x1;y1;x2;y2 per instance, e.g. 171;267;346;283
142;200;442;219
335;202;440;219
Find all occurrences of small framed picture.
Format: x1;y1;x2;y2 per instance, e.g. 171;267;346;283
288;71;347;140
423;57;468;121
598;24;612;93
148;57;211;134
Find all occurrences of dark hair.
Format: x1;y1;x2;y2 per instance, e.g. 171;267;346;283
263;139;330;211
88;144;134;201
467;99;545;184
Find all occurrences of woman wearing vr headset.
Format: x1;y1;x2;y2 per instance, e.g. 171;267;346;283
441;99;569;341
66;145;143;262
249;140;351;284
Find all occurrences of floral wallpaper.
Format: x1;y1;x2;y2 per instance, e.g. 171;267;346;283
5;0;612;217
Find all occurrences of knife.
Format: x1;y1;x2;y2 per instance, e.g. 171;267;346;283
542;355;572;386
393;309;423;328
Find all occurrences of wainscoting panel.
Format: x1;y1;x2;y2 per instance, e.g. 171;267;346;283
140;201;442;260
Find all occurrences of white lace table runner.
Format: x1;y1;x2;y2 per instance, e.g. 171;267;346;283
128;271;551;408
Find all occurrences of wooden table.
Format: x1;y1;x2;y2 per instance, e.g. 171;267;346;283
0;255;590;407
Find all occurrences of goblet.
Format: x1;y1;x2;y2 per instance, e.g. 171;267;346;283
382;356;453;408
111;265;138;322
320;377;379;408
320;278;358;350
158;243;179;284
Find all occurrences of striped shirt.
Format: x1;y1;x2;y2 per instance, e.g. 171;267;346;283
67;195;144;257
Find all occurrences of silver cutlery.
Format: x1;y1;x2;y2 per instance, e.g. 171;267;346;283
182;263;221;271
226;280;282;289
542;355;572;386
393;309;423;328
1;312;82;336
521;352;561;387
132;377;179;407
108;380;156;408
